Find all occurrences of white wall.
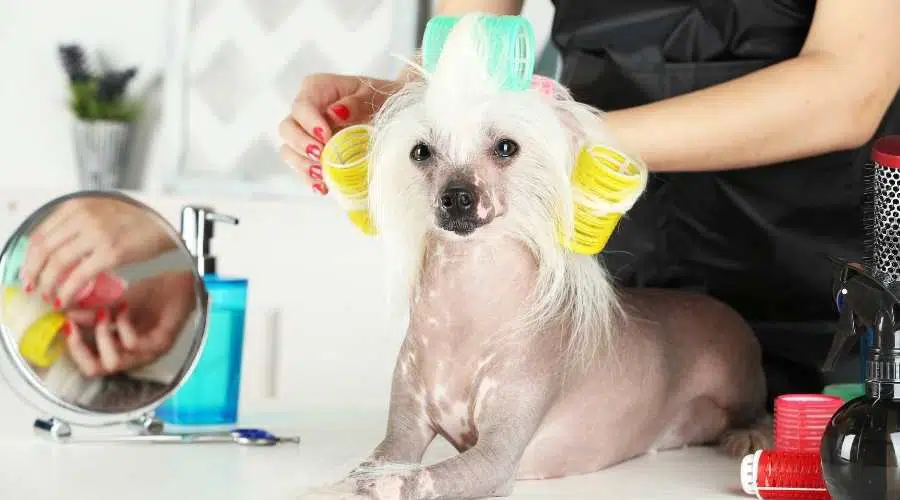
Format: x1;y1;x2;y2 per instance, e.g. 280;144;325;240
0;0;555;425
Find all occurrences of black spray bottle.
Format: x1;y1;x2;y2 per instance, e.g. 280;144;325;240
819;260;900;499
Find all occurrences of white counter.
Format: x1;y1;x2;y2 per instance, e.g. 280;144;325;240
0;408;750;500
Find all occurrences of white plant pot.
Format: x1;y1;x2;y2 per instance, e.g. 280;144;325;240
72;119;131;190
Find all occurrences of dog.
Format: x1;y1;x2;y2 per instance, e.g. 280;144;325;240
297;13;770;500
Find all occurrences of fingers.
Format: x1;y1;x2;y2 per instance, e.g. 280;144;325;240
30;201;78;242
33;236;92;304
279;144;328;195
290;97;332;144
64;320;103;377
54;249;113;308
278;117;329;195
94;315;124;374
325;93;369;128
65;307;137;377
20;223;78;294
114;304;140;351
283;73;376;197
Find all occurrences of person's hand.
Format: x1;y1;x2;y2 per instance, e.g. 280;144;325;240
20;197;177;308
63;271;196;377
278;73;400;194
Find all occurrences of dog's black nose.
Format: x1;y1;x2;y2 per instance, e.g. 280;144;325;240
439;184;477;219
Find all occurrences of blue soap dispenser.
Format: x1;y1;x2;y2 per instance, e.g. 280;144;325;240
155;205;249;426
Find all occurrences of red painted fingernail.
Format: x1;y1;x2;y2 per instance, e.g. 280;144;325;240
308;165;323;181
118;301;128;314
331;104;350;121
61;322;71;337
313;183;329;195
53;297;61;309
313;127;325;142
96;309;105;322
24;282;33;293
306;143;321;160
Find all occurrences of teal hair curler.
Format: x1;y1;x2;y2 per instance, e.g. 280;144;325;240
421;15;537;92
2;236;28;286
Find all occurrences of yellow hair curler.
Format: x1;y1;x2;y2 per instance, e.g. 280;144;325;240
2;286;67;369
559;145;647;255
320;124;377;235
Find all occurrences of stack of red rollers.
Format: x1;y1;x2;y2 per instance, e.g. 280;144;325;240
739;394;845;499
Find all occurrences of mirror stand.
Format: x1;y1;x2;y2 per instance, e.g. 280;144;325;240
32;413;167;441
33;417;72;440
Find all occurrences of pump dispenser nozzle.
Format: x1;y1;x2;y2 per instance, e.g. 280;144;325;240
179;206;238;276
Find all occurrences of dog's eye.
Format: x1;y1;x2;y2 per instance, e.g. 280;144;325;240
410;143;432;162
494;139;519;159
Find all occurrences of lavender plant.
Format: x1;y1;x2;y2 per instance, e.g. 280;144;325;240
58;44;141;122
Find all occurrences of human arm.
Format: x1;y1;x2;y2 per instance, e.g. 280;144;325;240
603;0;900;173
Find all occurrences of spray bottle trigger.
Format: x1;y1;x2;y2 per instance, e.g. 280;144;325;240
822;304;858;372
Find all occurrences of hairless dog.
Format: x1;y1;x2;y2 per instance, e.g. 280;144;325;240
297;13;770;500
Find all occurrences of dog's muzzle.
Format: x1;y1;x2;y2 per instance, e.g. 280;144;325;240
437;182;480;236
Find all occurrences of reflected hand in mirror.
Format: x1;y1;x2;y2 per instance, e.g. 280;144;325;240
0;191;208;418
19;196;178;308
63;271;197;377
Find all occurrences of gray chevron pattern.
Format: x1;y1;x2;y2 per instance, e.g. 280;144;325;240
170;0;417;194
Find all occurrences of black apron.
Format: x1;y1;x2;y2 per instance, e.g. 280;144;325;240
549;0;900;402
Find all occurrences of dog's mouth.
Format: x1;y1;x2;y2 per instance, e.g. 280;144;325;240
437;216;479;236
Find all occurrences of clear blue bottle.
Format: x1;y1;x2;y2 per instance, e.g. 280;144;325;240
155;206;248;426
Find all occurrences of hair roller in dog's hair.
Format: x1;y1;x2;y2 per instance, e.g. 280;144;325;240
2;286;67;369
320;124;377;235
422;15;536;91
531;75;555;97
559;146;646;255
870;135;900;284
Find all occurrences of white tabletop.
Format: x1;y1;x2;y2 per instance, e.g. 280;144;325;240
0;408;750;500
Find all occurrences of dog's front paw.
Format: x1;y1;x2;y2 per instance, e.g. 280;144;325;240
718;415;773;457
292;478;368;500
295;462;424;500
348;462;423;500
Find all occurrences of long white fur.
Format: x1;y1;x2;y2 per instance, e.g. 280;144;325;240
366;13;648;372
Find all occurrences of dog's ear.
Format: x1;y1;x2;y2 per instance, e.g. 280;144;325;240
532;78;607;152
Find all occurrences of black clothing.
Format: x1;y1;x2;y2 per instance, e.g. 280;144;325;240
548;0;900;404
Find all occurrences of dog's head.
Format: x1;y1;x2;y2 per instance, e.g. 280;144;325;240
369;16;619;246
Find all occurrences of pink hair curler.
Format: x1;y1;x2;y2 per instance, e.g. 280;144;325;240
531;75;556;97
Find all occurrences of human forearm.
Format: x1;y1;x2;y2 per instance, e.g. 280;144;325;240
605;54;897;173
604;0;900;173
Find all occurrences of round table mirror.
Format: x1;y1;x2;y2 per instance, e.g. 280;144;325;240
0;191;207;434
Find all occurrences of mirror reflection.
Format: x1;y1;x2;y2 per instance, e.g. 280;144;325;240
0;193;205;414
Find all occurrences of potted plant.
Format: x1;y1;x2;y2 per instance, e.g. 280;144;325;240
58;44;141;190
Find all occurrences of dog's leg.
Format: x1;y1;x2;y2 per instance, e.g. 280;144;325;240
361;392;437;467
349;381;554;500
294;355;438;500
357;345;437;470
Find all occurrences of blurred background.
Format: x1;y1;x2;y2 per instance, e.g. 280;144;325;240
0;0;556;422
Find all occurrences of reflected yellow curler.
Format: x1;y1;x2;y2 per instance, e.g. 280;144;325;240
320;124;377;236
559;145;647;255
2;286;67;369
